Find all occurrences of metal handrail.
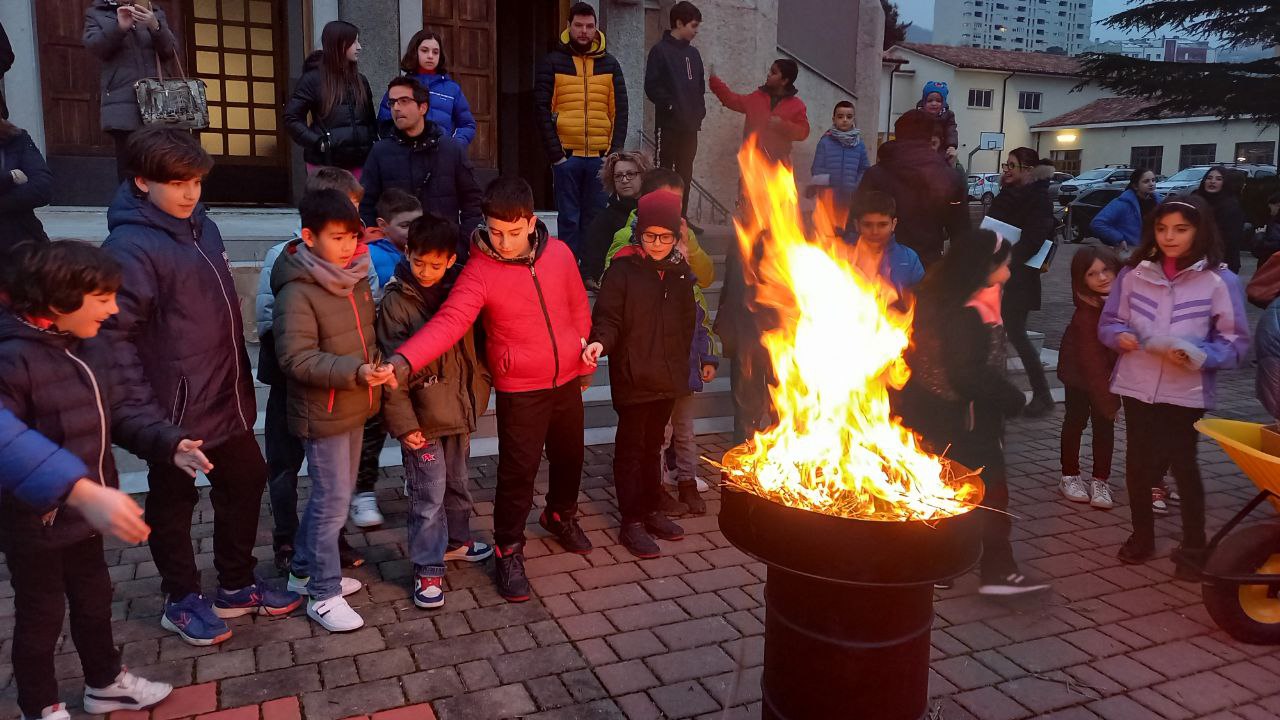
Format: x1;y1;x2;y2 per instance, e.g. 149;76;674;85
638;130;733;226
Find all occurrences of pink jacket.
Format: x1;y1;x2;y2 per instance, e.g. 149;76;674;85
395;222;593;393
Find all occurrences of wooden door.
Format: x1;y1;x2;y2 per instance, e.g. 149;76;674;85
422;0;497;168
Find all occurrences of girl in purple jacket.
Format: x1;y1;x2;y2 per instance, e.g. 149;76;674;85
1098;196;1250;577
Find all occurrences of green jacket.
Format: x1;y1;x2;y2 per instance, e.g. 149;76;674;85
271;240;380;439
377;262;492;440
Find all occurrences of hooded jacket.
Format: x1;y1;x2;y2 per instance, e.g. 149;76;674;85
359;123;483;257
100;183;256;450
0;408;90;512
0;313;182;549
0;129;52;251
855;139;970;266
590;246;696;406
395;221;593;394
843;237;925;297
83;0;179;132
914;100;958;151
284;50;377;167
378;261;492;440
1099;260;1250;409
1057;296;1120;418
987;164;1055;311
534;30;628;161
1091;189;1162;248
811;130;869;193
377;71;477;145
644;30;706;132
271;239;380;439
709;77;809;164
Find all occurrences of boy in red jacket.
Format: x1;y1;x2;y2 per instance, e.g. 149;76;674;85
388;177;593;602
709;58;810;165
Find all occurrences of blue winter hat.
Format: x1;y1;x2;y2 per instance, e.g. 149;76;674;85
922;81;949;104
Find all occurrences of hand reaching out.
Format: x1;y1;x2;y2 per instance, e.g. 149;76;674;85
173;439;214;478
582;342;604;367
66;479;150;544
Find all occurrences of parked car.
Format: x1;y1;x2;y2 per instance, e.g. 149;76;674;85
1156;164;1279;198
967;173;1001;206
1061;185;1127;244
1047;171;1075;203
1057;165;1133;206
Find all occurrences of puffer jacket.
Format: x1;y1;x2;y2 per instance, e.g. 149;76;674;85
590;246;696;406
378;261;492;440
100;183;256;449
376;71;477;145
272;239;379;439
855;139;970;266
0;129;52;251
645;30;706;132
395;221;593;394
709;77;809;164
0;312;182;549
811;131;869;193
841;237;925;296
987;165;1055;311
0;407;90;512
358;124;483;256
687;292;718;392
83;0;179;131
1092;189;1162;248
283;51;377;168
534;30;628;161
1099;260;1250;409
1256;298;1280;418
1057;297;1120;418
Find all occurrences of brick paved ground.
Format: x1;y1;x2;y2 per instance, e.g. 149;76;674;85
3;244;1280;720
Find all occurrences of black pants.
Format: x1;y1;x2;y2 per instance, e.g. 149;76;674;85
8;536;119;717
356;412;385;495
109;130;134;185
655;122;698;212
945;434;1017;582
265;383;305;548
1122;397;1206;547
147;430;265;600
493;381;585;547
1003;302;1051;399
614;399;676;523
1061;386;1115;480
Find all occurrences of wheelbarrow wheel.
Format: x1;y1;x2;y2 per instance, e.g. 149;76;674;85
1203;523;1280;645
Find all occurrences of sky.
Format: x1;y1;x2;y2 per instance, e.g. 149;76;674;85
895;0;1162;41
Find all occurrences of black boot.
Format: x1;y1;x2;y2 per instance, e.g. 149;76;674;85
494;543;530;602
643;511;685;541
677;481;705;515
619;523;660;559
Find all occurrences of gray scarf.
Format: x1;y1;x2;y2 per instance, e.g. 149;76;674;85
294;243;371;297
827;127;862;148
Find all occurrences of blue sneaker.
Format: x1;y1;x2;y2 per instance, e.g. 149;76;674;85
413;576;445;609
444;540;494;563
214;580;304;619
161;593;231;646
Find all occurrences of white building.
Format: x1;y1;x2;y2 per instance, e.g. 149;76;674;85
1032;97;1279;175
932;0;1094;56
881;43;1108;173
1085;37;1218;63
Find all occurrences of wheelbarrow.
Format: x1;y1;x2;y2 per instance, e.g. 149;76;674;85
1191;418;1280;644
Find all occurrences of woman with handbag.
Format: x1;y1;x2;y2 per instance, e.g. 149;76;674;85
284;21;376;178
83;0;179;183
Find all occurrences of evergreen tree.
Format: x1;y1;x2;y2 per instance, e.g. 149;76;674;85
1078;1;1280;125
882;0;911;50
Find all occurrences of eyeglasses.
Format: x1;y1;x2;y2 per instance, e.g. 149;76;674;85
640;231;676;245
614;171;640;182
389;96;422;107
1002;163;1027;171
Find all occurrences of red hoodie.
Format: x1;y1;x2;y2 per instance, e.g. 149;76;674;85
709;76;810;163
395;222;593;393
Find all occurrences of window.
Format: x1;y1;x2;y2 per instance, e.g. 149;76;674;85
1235;141;1276;165
1050;149;1081;175
1017;91;1042;111
1130;146;1164;174
1179;143;1216;169
968;88;994;108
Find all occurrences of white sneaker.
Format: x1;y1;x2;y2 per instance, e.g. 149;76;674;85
1060;475;1090;503
662;470;709;492
350;492;384;528
23;704;70;720
287;573;363;598
308;595;365;632
82;671;173;714
978;573;1051;596
1090;480;1115;509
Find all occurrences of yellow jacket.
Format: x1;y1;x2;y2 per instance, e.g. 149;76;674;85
534;30;629;161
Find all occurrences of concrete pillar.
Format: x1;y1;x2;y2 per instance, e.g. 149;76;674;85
856;0;885;164
339;0;401;93
602;1;646;151
398;0;421;56
0;0;44;153
311;0;339;48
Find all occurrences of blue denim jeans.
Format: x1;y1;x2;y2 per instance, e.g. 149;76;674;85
294;428;362;601
440;434;474;549
403;438;447;577
552;155;607;259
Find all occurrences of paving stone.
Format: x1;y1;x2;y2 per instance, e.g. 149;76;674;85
527;675;575;710
570;584;651;613
575;637;620;666
525;700;624;719
380;617;440;648
932;655;1004;690
1130;639;1227;678
1001;636;1092;673
1128;687;1198;719
458;659;500;691
648;681;721;719
604;600;689;632
320;657;360;689
529;619;570;646
463;601;552;632
1120;610;1212;644
153;682;218;720
640;577;694;601
615;692;661;720
595;660;660;696
943;622;1012;652
262;697;303;720
301;677;406;720
412;631;504;668
401;667;465;703
293;628;386;665
999;675;1095;715
1154;671;1257;715
953;686;1031;720
355;647;416;681
681;566;756;593
571;563;647;590
560;668;610;702
652;616;738;651
219;664;323;708
674;592;733;618
645;646;734;684
491;643;588;684
559;612;615;641
194;648;255;683
371;704;438;720
606;629;668;660
702;665;763;706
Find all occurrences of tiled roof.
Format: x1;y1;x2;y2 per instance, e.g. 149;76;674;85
892;43;1082;77
1032;96;1208;128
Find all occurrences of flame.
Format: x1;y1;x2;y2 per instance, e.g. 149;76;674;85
722;141;981;521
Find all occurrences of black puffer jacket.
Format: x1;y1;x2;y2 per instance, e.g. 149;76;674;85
82;0;179;132
987;166;1055;311
589;247;695;406
99;183;257;450
645;30;706;132
358;124;483;257
0;312;182;549
0;129;51;253
284;51;377;168
855;139;970;266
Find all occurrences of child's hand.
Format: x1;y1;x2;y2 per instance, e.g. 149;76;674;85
359;363;397;387
1116;333;1140;352
66;479;150;543
173;439;214;478
701;364;717;383
401;430;426;450
582;342;604;367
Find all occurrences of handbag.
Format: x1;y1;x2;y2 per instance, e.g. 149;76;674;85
135;52;209;130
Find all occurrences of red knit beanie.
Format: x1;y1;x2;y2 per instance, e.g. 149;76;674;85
636;190;683;236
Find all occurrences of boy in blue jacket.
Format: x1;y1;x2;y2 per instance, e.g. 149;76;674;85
810;100;868;223
845;190;924;298
101;128;301;647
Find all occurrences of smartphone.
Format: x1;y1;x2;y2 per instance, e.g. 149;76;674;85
133;0;153;10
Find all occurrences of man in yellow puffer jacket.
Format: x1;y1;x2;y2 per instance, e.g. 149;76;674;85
533;2;628;269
